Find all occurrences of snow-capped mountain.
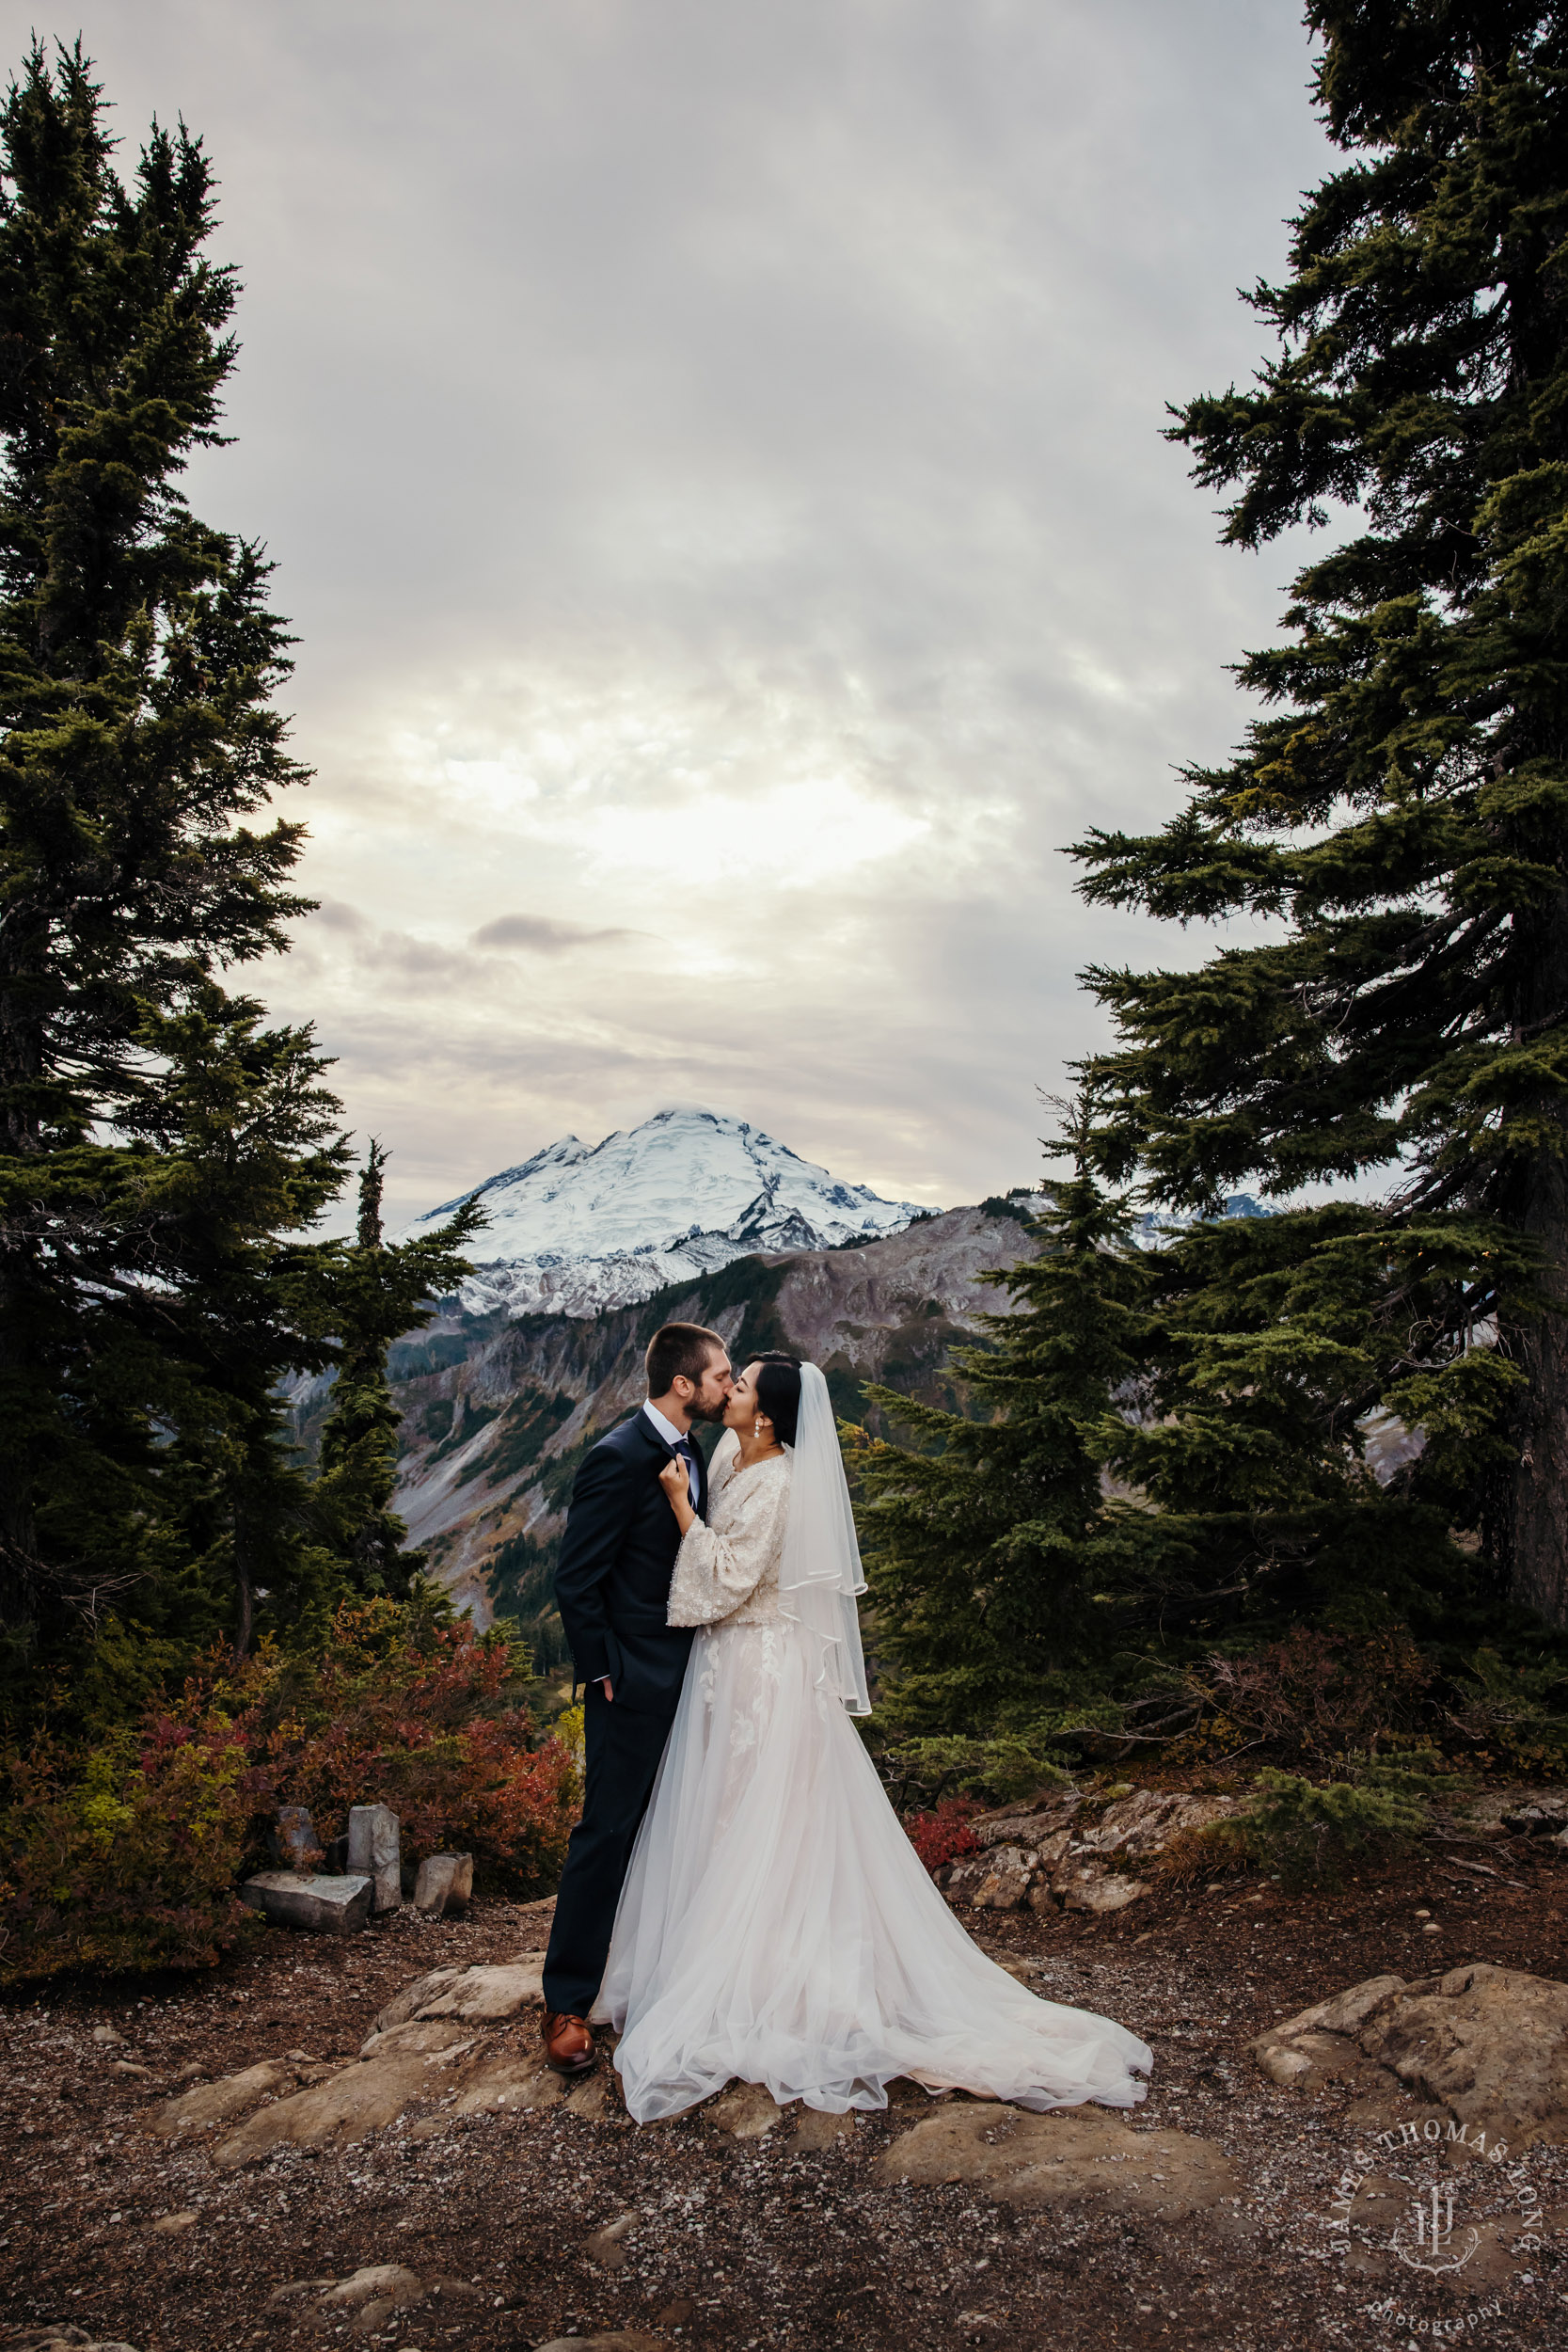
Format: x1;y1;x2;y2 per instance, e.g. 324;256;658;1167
400;1106;930;1318
1131;1193;1273;1248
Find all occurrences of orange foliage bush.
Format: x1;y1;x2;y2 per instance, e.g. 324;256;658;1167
0;1717;267;1982
1147;1820;1246;1886
235;1600;578;1890
1182;1625;1433;1762
0;1601;578;1984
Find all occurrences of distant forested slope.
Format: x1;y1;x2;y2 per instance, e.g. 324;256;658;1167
290;1202;1036;1679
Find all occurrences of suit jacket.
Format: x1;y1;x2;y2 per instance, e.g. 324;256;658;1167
554;1408;709;1718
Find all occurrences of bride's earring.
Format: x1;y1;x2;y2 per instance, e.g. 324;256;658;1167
754;1418;763;1438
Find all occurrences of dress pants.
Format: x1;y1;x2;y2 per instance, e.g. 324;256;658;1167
542;1679;675;2020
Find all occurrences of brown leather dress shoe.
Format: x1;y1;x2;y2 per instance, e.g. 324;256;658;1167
542;2009;596;2077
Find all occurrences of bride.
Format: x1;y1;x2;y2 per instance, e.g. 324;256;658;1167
592;1351;1151;2122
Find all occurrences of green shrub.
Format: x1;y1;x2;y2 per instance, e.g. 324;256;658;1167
1237;1767;1430;1888
878;1731;1072;1814
1448;1649;1568;1777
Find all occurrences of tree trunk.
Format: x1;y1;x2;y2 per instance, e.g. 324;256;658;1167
0;902;47;1625
0;1255;41;1626
1504;886;1568;1627
232;1539;253;1667
1506;1163;1568;1627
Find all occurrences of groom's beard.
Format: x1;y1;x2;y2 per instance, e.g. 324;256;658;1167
688;1394;730;1427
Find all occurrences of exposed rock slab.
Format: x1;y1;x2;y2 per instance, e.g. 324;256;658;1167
7;2334;141;2351
147;2058;333;2137
265;2269;487;2339
560;2067;615;2121
1252;1963;1568;2145
369;1956;545;2036
531;2338;660;2352
1062;1872;1148;1915
705;2082;785;2138
448;2049;563;2119
322;2265;424;2311
877;2103;1241;2217
356;2019;476;2064
181;1952;559;2162
239;1869;372;1935
949;1786;1242;1916
212;2048;447;2164
207;2030;562;2161
789;2106;859;2151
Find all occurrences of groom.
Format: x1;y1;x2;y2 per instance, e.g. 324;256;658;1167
541;1320;734;2074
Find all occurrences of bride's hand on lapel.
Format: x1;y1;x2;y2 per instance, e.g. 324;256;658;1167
657;1454;697;1534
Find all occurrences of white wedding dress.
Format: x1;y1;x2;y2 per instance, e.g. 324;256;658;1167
593;1370;1151;2123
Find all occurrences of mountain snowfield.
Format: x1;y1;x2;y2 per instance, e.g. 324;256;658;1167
399;1106;931;1317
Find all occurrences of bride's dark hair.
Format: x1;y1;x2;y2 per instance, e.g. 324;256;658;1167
752;1352;802;1448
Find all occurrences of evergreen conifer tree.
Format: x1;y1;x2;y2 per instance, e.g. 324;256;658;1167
0;42;312;1637
1070;3;1568;1623
852;1099;1158;1735
311;1142;481;1602
1095;1197;1538;1651
0;45;477;1692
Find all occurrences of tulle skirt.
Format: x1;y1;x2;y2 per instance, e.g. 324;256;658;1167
593;1614;1153;2123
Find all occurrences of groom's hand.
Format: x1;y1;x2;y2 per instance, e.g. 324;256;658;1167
597;1676;614;1703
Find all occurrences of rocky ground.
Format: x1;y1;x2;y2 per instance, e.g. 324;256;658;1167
5;1816;1568;2352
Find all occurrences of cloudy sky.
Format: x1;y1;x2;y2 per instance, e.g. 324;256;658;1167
60;1;1333;1226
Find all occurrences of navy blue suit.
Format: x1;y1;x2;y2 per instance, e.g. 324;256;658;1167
543;1408;708;2018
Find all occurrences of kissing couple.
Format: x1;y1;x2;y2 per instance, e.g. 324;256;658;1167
539;1321;1150;2122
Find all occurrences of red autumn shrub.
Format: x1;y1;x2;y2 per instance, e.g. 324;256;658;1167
236;1601;578;1892
0;1600;579;1984
0;1717;268;1982
903;1794;982;1875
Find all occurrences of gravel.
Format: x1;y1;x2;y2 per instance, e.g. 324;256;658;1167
4;1843;1567;2350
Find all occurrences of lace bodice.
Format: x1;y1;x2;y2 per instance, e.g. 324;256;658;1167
666;1429;791;1629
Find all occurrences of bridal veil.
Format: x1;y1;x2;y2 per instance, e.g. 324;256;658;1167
776;1359;870;1714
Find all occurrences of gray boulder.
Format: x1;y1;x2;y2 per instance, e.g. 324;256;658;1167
947;1785;1243;1916
413;1851;474;1917
1502;1794;1568;1836
347;1803;402;1913
240;1869;372;1935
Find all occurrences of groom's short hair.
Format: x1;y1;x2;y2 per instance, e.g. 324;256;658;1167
645;1322;724;1397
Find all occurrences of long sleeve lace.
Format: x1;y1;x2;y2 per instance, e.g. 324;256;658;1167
667;1449;791;1628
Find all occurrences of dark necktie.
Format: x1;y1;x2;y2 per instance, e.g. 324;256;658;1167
673;1438;699;1508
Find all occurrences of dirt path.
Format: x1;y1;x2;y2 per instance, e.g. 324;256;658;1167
5;1847;1567;2352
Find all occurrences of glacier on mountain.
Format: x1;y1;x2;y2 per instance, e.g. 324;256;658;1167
398;1106;930;1318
